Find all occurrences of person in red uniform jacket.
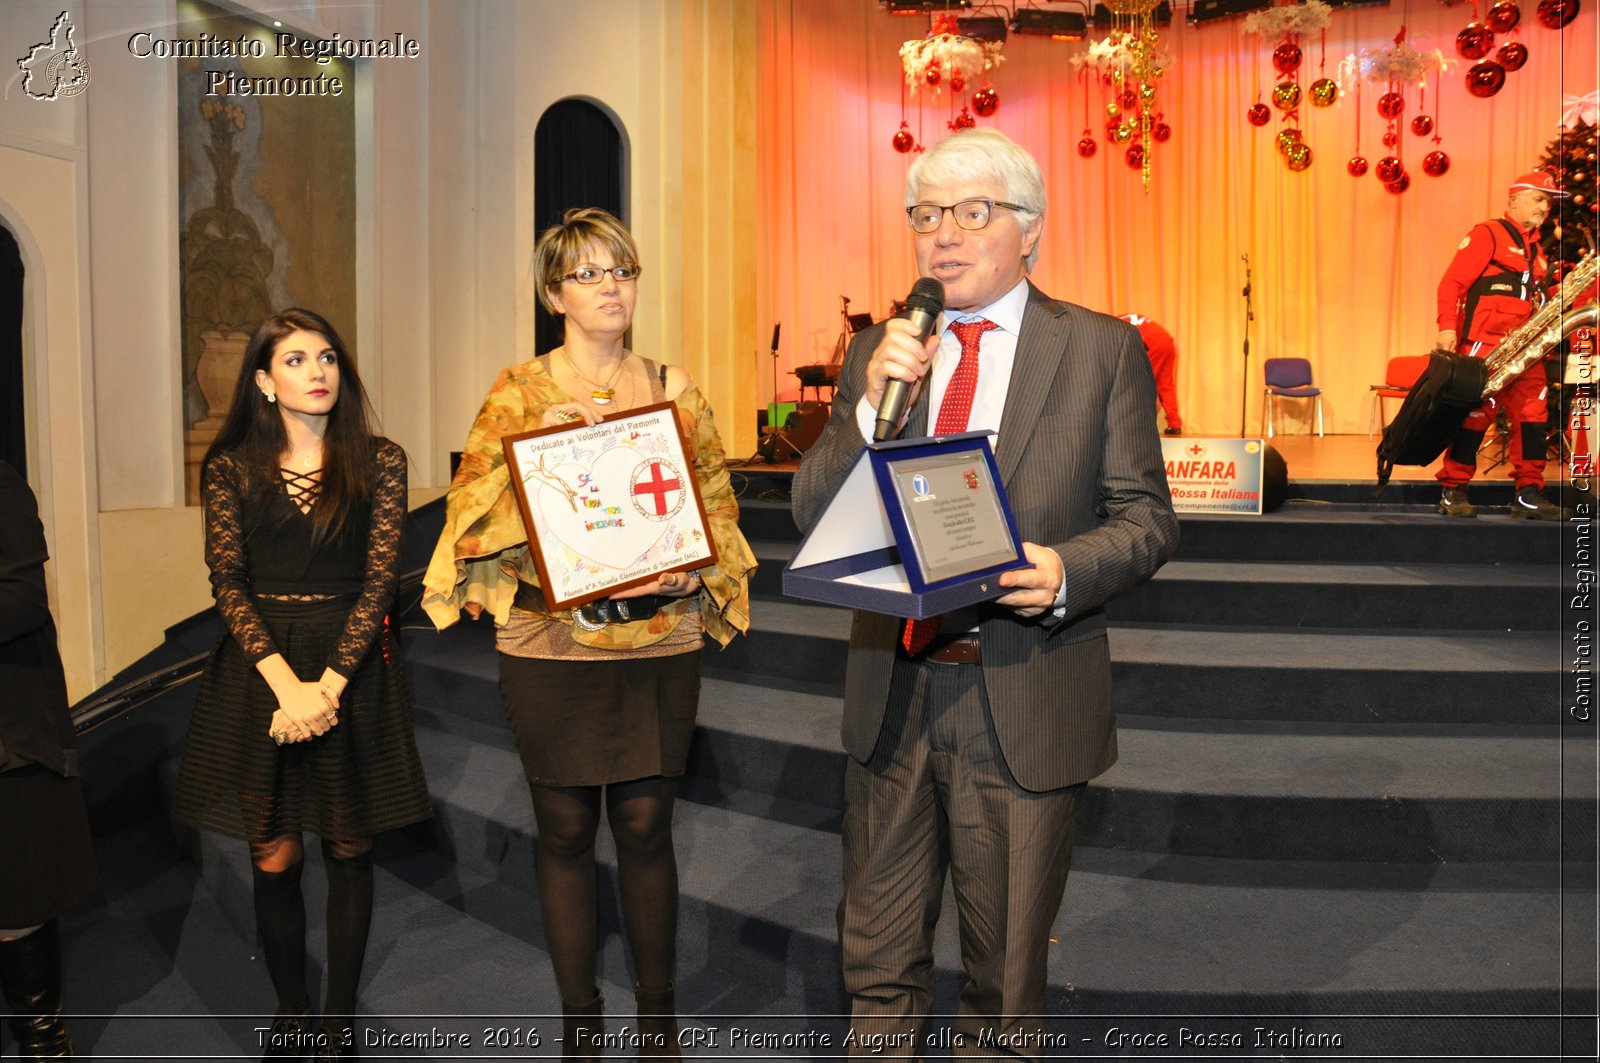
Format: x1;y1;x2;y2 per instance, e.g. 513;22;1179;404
1120;313;1183;433
1434;171;1569;520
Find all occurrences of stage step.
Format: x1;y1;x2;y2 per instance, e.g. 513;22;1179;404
166;725;1583;1034
59;490;1587;1055
399;626;1587;865
736;495;1574;567
700;597;1561;726
750;539;1558;631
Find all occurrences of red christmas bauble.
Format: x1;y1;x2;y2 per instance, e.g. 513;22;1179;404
971;86;999;117
1486;0;1523;32
1536;0;1578;28
1078;134;1098;158
1411;114;1434;137
1466;61;1507;97
1423;150;1452;176
1153;121;1173;143
1376;156;1404;183
1120;90;1139;111
925;64;942;86
893;127;915;153
950;108;976;131
1247;102;1272;126
950;74;966;94
1126;143;1146;169
1348;155;1370;177
1456;23;1495;59
1382;130;1399;148
1386;172;1412;194
1273;41;1303;75
1377;91;1406;119
1497;40;1530;70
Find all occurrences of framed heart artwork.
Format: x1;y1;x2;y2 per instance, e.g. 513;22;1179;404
502;401;717;611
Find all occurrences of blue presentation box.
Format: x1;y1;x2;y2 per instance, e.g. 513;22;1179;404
782;431;1028;620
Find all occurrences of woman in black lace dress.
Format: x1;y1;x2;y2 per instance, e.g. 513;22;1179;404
174;309;430;1060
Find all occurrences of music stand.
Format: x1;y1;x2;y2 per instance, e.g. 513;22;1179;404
763;323;806;463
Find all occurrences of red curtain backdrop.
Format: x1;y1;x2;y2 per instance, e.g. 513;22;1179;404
756;0;1597;435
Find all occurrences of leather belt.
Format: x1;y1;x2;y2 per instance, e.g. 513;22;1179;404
916;633;982;665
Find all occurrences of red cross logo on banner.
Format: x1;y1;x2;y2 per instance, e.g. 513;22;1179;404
630;460;685;518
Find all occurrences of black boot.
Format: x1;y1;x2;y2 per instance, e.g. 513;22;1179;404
312;1019;357;1059
0;920;74;1060
635;983;680;1060
1510;484;1570;521
260;1003;312;1060
561;990;604;1063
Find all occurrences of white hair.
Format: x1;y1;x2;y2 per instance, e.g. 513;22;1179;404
905;129;1047;269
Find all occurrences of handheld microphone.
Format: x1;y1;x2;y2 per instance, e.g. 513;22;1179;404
873;278;945;442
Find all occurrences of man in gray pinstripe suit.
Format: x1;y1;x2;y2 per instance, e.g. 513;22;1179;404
793;129;1177;1058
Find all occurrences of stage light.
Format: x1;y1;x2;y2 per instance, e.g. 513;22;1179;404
882;0;972;13
1187;0;1270;25
1009;8;1089;38
957;15;1009;41
1091;2;1173;28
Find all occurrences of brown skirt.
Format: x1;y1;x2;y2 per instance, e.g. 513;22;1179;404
0;765;100;926
173;597;432;842
497;651;701;787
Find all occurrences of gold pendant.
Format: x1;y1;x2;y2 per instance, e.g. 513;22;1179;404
592;389;614;405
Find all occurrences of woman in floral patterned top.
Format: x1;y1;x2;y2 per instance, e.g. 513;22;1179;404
424;209;755;1059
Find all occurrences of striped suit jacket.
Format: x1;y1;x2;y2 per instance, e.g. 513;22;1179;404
792;283;1178;792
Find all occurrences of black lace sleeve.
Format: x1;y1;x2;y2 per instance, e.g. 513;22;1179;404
202;453;280;665
327;440;408;677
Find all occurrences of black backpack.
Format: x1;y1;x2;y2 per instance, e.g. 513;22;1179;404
1375;350;1487;489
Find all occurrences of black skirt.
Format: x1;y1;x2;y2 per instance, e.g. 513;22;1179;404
173;597;431;842
498;651;701;788
0;764;99;927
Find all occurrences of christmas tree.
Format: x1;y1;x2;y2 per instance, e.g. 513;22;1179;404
1537;118;1598;280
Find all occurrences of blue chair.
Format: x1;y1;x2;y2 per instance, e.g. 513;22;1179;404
1261;357;1324;438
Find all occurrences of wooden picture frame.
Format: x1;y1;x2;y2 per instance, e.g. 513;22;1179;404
501;401;717;611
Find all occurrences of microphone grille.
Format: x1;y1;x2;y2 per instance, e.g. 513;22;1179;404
906;277;944;316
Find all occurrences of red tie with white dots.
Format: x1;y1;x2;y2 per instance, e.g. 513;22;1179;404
901;317;999;658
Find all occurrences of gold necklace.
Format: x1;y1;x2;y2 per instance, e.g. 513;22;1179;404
562;351;628;406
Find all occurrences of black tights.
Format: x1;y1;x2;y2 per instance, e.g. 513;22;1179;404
249;834;373;1021
530;777;680;1006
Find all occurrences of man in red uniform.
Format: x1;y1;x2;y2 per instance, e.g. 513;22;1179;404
1434;171;1569;519
1121;313;1183;433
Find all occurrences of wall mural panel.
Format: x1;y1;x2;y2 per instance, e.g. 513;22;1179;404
177;0;356;502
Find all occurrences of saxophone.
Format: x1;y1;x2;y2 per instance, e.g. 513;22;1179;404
1481;251;1599;396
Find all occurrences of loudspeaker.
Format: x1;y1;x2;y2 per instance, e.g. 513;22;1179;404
785;403;829;452
1262;443;1288;512
757;403;831;463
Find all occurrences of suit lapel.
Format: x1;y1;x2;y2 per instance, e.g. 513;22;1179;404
996;284;1070;485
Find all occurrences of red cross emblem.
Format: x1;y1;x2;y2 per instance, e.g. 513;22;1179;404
631;460;685;518
1187;443;1205;457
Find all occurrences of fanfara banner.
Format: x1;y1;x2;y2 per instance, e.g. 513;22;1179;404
1161;438;1268;514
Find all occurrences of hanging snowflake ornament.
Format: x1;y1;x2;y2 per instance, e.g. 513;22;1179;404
1338;35;1453;90
1242;0;1335;38
900;33;1003;97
